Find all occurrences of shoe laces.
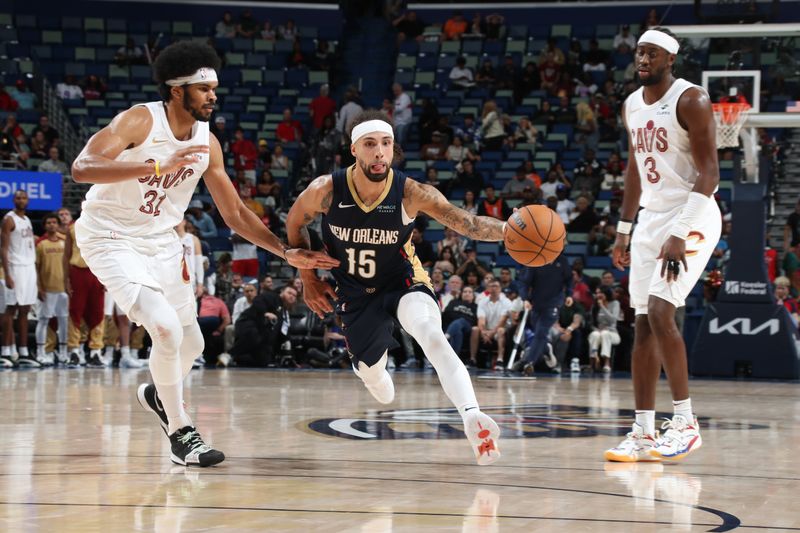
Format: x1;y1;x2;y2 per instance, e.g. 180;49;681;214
659;416;689;442
177;429;210;452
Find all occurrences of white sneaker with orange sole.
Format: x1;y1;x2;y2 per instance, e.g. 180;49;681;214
463;410;501;465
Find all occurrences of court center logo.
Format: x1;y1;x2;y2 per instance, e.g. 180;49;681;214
307;404;766;440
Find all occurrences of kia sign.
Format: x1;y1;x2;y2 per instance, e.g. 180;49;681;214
709;317;780;336
0;171;63;211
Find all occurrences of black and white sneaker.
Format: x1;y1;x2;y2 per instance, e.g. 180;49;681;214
136;383;169;436
0;356;14;368
86;351;106;368
17;356;42;368
67;351;83;367
169;426;225;467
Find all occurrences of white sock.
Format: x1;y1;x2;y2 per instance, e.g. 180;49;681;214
121;346;131;359
18;346;29;357
673;398;693;422
635;410;656;436
155;381;193;434
37;344;46;357
1;346;9;356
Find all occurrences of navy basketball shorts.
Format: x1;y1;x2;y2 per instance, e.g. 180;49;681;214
336;283;436;367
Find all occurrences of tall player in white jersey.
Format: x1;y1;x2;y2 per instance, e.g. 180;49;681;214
1;190;39;368
604;28;721;462
71;42;339;467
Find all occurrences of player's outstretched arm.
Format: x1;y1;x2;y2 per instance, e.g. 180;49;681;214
204;136;339;271
405;179;504;241
285;175;338;317
71;107;209;184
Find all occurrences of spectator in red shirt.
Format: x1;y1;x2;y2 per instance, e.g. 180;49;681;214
276;108;303;144
0;83;18;111
443;11;468;40
230;127;258;181
197;286;232;362
309;84;336;131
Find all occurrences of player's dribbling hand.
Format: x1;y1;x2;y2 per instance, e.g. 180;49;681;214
160;145;210;175
611;234;631;271
285;249;340;270
299;271;337;318
659;236;688;283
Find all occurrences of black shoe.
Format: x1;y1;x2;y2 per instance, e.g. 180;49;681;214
522;362;534;377
17;355;42;368
86;353;106;368
169;426;225;467
67;352;82;368
137;383;169;436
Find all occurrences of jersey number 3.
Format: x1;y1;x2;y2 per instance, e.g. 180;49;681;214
345;248;376;278
644;156;661;184
140;190;166;216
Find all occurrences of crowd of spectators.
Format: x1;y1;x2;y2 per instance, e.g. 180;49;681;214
2;7;795;373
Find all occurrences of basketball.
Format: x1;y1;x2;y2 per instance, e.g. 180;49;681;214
503;205;566;267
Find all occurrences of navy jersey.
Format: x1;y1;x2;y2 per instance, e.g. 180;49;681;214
321;166;431;298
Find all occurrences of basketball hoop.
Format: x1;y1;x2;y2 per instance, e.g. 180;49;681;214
712;103;751;148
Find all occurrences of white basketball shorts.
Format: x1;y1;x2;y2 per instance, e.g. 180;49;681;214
104;291;123;317
40;291;69;318
75;219;196;327
629;199;721;315
3;264;37;307
0;279;6;313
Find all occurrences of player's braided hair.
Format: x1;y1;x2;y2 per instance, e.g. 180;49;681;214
348;109;405;163
153;41;222;102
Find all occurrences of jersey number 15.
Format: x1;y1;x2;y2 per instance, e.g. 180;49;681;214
345;248;376;278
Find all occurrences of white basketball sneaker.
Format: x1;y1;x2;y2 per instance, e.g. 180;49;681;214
604;423;660;462
463;410;501;465
649;415;702;461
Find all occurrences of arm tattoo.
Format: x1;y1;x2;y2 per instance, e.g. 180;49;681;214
320;190;333;213
414;182;504;241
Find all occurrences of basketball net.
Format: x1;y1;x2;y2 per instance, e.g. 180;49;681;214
712;103;751;148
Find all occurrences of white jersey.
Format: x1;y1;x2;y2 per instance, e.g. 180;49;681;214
180;232;198;285
624;78;714;212
3;211;35;266
80;101;210;237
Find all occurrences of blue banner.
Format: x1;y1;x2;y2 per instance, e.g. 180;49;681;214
0;171;63;211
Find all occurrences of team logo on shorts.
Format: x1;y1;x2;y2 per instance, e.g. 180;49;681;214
306;404;766;440
181;256;190;284
685;231;705;257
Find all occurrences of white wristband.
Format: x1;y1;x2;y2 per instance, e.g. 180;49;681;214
616;220;633;235
670;192;711;240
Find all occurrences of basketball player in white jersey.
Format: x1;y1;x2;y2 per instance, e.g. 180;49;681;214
71;41;339;466
1;190;39;368
605;28;721;462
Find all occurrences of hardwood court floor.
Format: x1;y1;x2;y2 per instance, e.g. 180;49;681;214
1;367;798;532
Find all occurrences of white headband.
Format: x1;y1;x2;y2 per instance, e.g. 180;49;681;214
351;120;394;144
638;30;680;54
165;68;218;87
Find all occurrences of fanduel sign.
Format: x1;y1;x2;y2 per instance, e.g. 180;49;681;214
724;280;768;296
709;317;780;336
0;171;63;211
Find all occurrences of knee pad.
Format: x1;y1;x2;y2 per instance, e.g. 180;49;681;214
130;287;183;354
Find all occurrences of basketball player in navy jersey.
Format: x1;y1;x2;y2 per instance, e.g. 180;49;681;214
71;42;338;466
604;28;721;462
287;110;506;465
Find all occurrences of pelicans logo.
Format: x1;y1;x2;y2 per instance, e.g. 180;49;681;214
306;404;766;440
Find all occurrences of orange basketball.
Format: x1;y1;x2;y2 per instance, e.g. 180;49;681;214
503;205;566;267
